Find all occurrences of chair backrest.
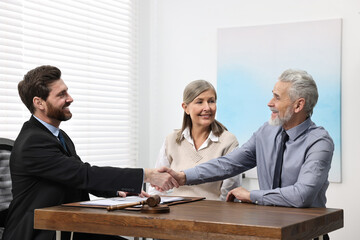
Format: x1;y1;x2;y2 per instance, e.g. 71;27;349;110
0;138;13;151
0;138;14;239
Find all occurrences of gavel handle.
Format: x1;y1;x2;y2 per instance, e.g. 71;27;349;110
107;200;146;211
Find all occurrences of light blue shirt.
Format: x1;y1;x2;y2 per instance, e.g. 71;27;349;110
184;118;334;207
33;115;60;137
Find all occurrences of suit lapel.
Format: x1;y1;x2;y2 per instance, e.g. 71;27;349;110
29;116;75;157
59;131;75;157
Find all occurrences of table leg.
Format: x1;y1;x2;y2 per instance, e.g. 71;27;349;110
56;231;61;240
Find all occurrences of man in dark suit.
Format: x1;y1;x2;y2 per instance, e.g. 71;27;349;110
3;65;178;240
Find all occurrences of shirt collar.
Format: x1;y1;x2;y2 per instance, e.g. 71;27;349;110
33;115;60;137
208;131;218;142
286;117;312;141
182;127;218;150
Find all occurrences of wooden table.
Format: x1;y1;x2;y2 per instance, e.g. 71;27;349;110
34;200;343;240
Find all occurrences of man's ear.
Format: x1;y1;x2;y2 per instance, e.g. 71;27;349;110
294;98;305;113
33;97;45;111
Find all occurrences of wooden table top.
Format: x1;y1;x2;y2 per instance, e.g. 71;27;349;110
34;200;343;240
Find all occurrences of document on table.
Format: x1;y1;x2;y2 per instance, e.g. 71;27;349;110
80;196;185;207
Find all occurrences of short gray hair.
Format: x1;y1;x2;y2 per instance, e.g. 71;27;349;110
279;69;318;116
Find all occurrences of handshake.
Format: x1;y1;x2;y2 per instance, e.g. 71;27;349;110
144;167;251;203
144;167;186;192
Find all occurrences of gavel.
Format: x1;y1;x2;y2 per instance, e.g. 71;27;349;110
107;195;161;211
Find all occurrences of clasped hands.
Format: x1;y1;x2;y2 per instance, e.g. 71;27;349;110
144;167;251;203
144;167;185;192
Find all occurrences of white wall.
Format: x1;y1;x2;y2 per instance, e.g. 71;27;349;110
138;0;360;238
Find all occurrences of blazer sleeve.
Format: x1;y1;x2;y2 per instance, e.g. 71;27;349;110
14;128;143;194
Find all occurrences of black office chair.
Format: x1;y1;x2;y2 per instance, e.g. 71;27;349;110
0;138;14;240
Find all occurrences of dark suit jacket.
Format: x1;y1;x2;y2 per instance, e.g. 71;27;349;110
3;116;143;240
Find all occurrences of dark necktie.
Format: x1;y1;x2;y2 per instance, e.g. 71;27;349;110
58;131;68;152
272;130;289;189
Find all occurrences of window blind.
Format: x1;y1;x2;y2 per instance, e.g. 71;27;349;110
0;0;138;168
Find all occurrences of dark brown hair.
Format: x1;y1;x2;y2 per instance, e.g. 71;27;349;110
18;65;61;113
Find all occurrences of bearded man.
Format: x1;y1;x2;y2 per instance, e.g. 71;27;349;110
161;69;334;212
3;65;177;240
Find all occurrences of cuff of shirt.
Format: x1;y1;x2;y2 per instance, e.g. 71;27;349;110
183;168;199;185
250;190;263;205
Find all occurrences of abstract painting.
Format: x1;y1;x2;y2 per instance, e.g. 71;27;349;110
217;19;342;182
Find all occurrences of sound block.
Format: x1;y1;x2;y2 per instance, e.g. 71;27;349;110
141;204;170;213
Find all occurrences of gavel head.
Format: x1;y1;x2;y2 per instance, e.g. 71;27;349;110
146;195;161;207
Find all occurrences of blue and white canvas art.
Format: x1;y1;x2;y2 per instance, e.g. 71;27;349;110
217;19;342;182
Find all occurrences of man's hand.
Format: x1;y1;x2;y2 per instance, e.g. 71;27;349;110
144;168;179;191
226;187;251;203
157;167;186;186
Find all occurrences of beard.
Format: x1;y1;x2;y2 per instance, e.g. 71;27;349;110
269;106;293;126
46;101;72;122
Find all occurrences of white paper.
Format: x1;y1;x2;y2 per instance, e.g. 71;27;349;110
80;196;184;207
